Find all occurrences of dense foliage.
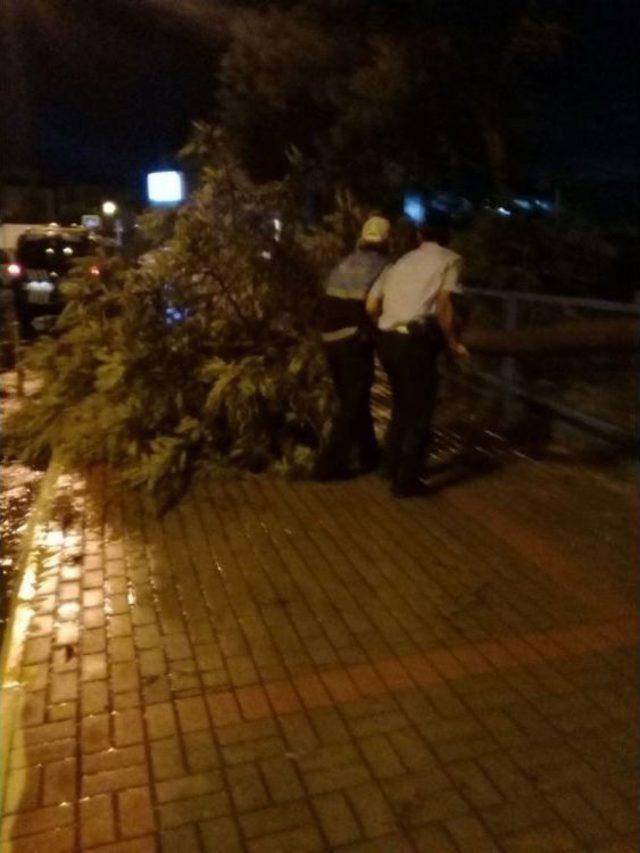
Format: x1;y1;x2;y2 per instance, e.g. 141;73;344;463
6;128;339;509
218;1;563;198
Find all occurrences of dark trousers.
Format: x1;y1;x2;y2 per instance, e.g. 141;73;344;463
317;333;379;476
377;329;440;490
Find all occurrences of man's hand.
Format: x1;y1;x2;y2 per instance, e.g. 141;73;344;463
448;340;469;359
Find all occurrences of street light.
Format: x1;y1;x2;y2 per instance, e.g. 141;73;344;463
102;200;118;217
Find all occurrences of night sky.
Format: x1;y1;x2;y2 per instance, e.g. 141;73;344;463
1;0;638;195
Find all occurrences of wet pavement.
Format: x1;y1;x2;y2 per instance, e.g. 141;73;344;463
0;383;637;852
0;372;43;645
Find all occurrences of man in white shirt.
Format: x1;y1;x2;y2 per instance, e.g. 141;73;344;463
366;214;467;497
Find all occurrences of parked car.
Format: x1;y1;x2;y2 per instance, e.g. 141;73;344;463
10;225;109;338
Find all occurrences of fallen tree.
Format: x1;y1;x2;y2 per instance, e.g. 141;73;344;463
5;127;336;509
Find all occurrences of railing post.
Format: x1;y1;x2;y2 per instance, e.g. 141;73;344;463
502;295;519;423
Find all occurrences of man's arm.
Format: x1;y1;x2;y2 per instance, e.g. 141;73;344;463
436;261;468;358
365;270;386;322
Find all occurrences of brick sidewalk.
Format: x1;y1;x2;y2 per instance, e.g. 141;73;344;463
0;447;637;851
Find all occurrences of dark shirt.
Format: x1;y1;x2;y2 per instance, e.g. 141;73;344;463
321;248;387;340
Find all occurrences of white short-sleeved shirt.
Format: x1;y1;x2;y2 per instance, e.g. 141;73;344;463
369;242;462;331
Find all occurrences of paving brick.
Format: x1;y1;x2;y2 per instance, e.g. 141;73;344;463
375;659;414;692
8;826;76;853
156;771;224;804
24;636;52;665
450;643;494;674
221;736;286;766
200;816;244;853
294;674;333;709
216;717;278;746
358;734;404;780
546;789;614;845
183;729;219;773
112;707;144;747
349;711;408;739
144;702;176;741
248;825;325;852
82;652;108;682
134;624;162;650
384;778;470;827
313;791;361;847
239;799;315;839
347;782;398;838
81;679;109;714
88;837;157;853
427;648;468;679
111;662;139;694
446;760;503;809
82;628;106;654
117;786;155;837
308;705;351;745
207;691;241;727
483;796;559;837
260;755;304;802
80;794;116;847
501;822;579;852
114;691;142;711
174;695;208;732
226;762;269;811
42;757;77;806
83;764;148;796
158;792;231;828
237;685;271;721
409;823;458;852
84;606;106;629
23;718;76;746
265;680;302;715
160;823;202;852
279;712;320;754
108;636;136;663
50;672;78;704
321;669;360;703
401;654;443;687
50;695;77;719
151;736;187;781
84;745;146;775
579;778;639;835
81;714;110;753
227;655;260;687
347;664;388;698
23;691;46;726
2;802;74;840
446;814;501;852
107;613;133;638
11;738;75;770
434;735;500;764
479;752;539;801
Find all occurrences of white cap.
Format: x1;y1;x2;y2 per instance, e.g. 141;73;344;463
360;216;390;244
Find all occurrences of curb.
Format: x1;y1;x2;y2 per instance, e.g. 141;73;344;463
0;457;61;806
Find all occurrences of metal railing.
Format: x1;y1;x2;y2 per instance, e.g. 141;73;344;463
460;288;640;443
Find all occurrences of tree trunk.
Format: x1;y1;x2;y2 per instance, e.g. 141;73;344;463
480;116;510;194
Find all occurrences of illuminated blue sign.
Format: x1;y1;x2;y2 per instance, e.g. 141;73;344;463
403;194;426;225
146;171;185;206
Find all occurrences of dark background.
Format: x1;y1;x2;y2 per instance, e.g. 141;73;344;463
1;0;638;195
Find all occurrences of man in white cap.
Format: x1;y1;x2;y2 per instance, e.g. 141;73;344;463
366;213;468;496
315;216;391;480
